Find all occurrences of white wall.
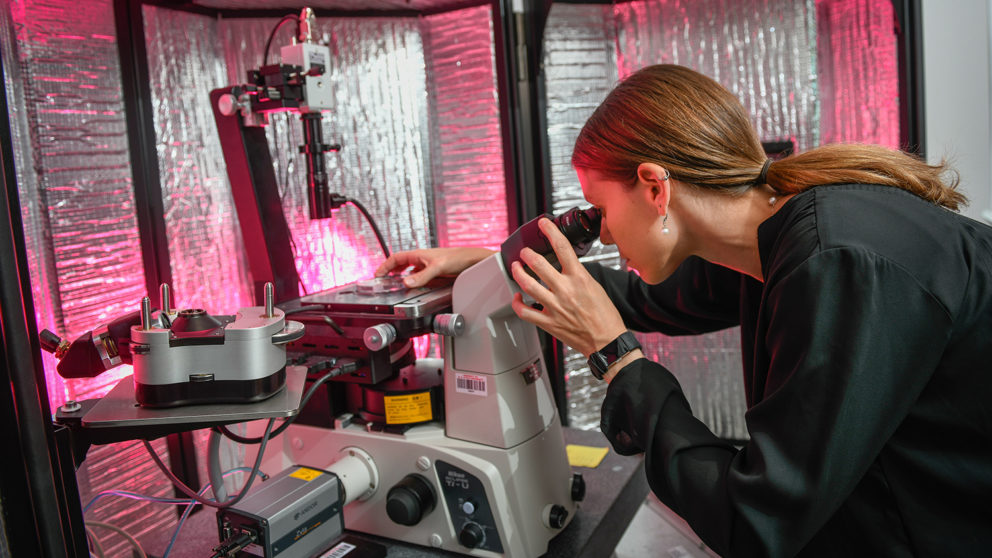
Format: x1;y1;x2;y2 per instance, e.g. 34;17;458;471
921;0;992;223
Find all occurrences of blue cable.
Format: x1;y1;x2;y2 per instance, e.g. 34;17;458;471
163;467;267;558
83;490;191;515
82;467;267;558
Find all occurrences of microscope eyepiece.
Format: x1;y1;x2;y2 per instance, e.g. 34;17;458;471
500;206;602;277
552;206;601;246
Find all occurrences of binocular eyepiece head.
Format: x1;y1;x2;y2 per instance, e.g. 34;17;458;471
500;206;602;277
550;206;601;249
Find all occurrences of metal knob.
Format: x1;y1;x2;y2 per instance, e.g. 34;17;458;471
217;93;245;116
432;313;465;337
363;323;396;351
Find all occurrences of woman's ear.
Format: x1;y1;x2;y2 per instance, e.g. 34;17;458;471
635;162;670;215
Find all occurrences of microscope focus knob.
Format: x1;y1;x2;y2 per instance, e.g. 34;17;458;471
386;474;435;526
458;522;485;548
363;323;397;351
432;313;465;337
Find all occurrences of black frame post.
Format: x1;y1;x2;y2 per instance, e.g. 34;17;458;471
114;0;202;503
492;0;568;423
892;0;926;156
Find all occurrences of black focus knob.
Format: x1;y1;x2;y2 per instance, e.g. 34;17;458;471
571;472;586;502
548;504;569;529
458;522;485;548
386;474;435;526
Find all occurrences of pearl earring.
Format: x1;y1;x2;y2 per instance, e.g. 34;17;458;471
768;196;778;206
662;214;670;234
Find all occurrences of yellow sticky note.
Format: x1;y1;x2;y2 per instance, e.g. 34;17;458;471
566;444;610;468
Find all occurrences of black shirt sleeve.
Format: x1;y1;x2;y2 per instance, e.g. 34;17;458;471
600;247;951;557
585;255;744;335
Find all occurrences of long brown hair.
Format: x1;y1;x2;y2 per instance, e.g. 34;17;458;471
572;64;966;211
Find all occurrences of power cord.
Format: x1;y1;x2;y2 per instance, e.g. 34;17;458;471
163;467;268;558
143;418;275;509
329;194;391;259
214;361;356;444
85;521;147;558
262;14;298;67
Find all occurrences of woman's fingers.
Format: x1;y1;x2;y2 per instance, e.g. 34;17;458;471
510;260;555;307
374;252;421;277
538;218;583;273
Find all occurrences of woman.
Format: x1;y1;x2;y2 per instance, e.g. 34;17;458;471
376;65;992;557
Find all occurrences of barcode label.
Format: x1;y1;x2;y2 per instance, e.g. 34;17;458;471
455;373;488;396
319;541;355;558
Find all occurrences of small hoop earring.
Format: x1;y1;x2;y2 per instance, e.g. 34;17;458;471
662;214;670;234
662;170;670;181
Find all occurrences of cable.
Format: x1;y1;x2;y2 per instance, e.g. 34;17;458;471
262;14;298;67
83;489;193;515
215;363;354;444
143;418;275;509
85;521;147;558
344;197;391;258
86;525;106;558
164;467;267;558
208;429;228;504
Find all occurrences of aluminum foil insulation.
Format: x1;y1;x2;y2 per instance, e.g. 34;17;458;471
816;0;900;148
423;5;509;247
543;3;622;429
3;0;148;409
613;0;820;152
143;5;252;311
2;2;196;553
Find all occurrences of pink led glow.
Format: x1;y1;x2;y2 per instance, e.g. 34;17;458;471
816;0;900;148
292;208;383;296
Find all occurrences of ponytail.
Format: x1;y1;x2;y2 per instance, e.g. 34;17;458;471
762;144;965;211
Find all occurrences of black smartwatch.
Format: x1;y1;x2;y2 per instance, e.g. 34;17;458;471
587;331;641;380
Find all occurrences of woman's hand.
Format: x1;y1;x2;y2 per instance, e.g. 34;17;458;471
374;247;496;288
509;218;627;357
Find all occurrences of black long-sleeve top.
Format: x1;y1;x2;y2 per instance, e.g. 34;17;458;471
590;184;992;557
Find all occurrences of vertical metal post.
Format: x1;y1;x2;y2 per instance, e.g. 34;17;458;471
491;0;568;423
115;0;202;503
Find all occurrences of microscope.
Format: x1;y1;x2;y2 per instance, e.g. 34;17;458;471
217;206;602;558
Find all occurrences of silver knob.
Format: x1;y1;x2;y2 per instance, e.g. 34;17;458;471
433;313;465;337
363;323;397;351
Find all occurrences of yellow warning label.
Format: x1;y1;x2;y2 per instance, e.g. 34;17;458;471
289;467;323;482
384;391;434;424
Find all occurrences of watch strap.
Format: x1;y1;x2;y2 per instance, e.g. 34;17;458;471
587;331;641;380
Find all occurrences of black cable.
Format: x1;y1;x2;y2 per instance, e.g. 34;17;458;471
142;418;275;509
262;15;298;68
345;197;391;259
214;363;354;444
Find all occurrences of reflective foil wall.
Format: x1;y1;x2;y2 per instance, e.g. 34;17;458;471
3;1;178;553
817;0;900;147
545;0;898;435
